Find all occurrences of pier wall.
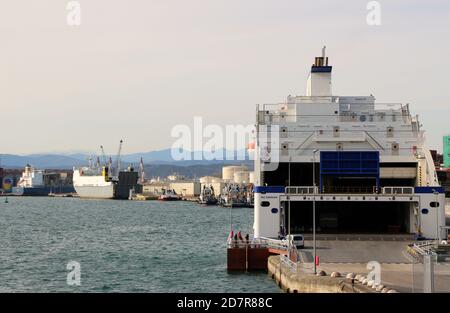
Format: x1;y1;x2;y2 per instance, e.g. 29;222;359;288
268;256;375;293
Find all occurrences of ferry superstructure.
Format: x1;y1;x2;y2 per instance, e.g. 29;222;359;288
253;48;446;240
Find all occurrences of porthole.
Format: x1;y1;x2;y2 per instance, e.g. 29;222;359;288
261;201;270;207
430;202;440;208
271;208;278;214
421;208;429;214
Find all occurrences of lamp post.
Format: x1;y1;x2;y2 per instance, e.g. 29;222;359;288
312;149;318;274
433;190;440;242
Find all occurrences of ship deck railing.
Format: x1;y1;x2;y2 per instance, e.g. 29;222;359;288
227;237;289;251
258;102;408;113
257;103;411;123
285;186;415;195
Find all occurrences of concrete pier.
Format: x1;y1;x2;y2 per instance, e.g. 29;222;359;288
268;256;378;293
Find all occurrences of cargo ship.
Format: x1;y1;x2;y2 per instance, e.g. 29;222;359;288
73;141;143;199
72;166;114;199
12;164;75;196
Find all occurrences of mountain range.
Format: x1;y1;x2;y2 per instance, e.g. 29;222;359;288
0;148;253;169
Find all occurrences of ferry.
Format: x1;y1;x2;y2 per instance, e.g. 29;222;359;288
252;48;446;240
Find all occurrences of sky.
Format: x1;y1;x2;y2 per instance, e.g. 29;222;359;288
1;0;450;154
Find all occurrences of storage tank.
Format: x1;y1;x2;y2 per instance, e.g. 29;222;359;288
222;166;248;181
200;176;222;184
234;171;250;184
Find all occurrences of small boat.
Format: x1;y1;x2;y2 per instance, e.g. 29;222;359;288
158;189;182;201
198;185;218;205
219;184;248;208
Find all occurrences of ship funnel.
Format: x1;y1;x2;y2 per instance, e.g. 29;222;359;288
306;46;332;97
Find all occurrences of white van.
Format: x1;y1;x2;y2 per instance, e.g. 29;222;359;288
285;234;305;249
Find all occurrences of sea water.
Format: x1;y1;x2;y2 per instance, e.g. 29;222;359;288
0;197;279;293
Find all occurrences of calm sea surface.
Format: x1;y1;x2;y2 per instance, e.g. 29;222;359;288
0;197;279;293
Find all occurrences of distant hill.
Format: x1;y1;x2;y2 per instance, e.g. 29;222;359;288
0;154;86;169
0;148;253;169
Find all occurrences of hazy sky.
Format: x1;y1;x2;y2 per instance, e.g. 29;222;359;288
1;0;450;154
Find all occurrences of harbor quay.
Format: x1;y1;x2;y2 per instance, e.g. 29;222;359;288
228;237;450;293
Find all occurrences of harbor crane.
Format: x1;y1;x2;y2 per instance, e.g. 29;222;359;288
100;145;107;166
139;157;145;184
115;140;123;177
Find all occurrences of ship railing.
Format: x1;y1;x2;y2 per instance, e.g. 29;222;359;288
227;239;252;249
319;186;378;194
381;186;414;195
259;102;406;111
284;186;417;195
281;245;300;272
285;186;318;195
256;237;289;250
227;237;289;250
257;102;411;124
409;241;438;262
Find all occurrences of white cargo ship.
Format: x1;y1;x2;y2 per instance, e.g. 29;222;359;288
73;141;143;199
252;48;446;240
72;166;115;199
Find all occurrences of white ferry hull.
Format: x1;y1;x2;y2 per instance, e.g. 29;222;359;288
73;184;114;199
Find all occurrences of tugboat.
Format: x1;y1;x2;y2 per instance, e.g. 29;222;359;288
219;184;248;208
198;185;218;205
158;189;182;201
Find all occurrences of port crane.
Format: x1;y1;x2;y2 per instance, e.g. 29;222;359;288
100;145;107;166
115;140;123;177
139;157;145;184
